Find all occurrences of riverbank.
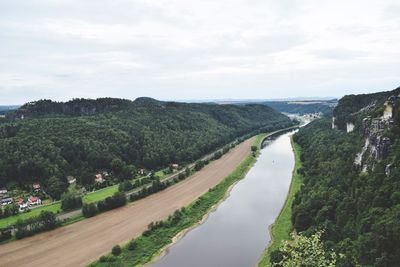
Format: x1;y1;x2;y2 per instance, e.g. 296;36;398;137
89;134;266;267
258;137;304;267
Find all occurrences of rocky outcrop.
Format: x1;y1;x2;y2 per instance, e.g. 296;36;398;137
354;94;398;171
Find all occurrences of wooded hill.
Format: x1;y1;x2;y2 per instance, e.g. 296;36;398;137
289;87;400;266
262;99;336;115
0;97;293;192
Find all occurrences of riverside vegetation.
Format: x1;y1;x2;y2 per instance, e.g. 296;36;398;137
89;134;267;266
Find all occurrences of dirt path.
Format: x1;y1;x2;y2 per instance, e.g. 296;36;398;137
0;137;255;267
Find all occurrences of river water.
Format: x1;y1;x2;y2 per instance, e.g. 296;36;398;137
150;131;296;267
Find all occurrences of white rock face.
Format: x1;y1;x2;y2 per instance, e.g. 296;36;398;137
346;122;355;133
383;101;393;120
332;117;336;129
355;138;369;166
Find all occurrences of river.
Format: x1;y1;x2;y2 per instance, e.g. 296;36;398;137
149;131;296;267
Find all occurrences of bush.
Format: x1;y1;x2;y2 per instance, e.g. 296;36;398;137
118;180;133;192
127;239;137;250
0;228;12;242
99;255;116;262
97;192;126;212
82;203;98;218
112;245;122;256
15;211;57;239
61;193;82;211
194;160;205;171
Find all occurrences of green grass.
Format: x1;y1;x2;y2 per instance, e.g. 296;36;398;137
90;135;264;267
258;137;304;267
83;185;119;204
0;202;61;228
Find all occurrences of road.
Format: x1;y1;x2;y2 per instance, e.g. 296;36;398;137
0;136;256;267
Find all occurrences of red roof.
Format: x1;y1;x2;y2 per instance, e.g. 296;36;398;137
30;196;39;202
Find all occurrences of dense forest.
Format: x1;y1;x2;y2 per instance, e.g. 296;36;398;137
0;97;292;193
289;87;400;266
261;100;336;115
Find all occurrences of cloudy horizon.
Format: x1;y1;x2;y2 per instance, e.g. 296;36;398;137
1;0;399;104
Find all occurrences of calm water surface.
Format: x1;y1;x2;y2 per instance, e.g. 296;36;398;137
150;131;296;267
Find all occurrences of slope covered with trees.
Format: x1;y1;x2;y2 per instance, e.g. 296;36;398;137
262;100;336;115
0;97;292;194
285;88;400;266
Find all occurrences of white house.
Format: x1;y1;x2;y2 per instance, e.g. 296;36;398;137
28;196;42;206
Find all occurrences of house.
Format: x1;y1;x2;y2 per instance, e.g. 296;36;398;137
95;174;104;184
138;169;147;175
18;201;29;212
171;163;179;169
67;176;76;184
32;183;41;192
0;188;7;194
28;196;42;206
1;195;13;206
17;198;25;206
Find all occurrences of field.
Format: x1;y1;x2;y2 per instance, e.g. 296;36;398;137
258;137;304;266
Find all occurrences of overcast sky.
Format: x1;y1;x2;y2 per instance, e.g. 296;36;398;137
1;0;399;104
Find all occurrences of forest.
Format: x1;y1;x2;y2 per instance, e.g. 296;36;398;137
0;97;292;195
261;100;336;115
286;88;400;266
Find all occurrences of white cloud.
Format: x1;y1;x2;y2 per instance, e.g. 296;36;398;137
0;0;399;103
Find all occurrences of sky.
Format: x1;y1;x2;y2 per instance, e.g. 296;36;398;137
0;0;399;104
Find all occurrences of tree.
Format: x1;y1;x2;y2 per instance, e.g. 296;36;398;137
251;145;258;152
61;192;82;211
47;176;66;200
273;231;338;267
112;245;122;256
82;203;98;218
118;180;133;192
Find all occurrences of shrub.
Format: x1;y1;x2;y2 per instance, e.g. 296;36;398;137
61;193;82;211
127;239;137;250
194;161;205;171
112;245;122;256
0;228;12;242
97;192;126;212
118;180;133;192
15;211;57;239
82;203;98;218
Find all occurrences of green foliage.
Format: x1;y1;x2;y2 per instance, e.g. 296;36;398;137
47;176;67;200
262;100;335;115
97;192;126;212
118;180;133;192
272;231;338;267
0;97;292;196
251;145;258;152
15;210;57;239
61;192;82;211
112;245;122;256
292;116;400;266
194;160;205;171
82;203;98;218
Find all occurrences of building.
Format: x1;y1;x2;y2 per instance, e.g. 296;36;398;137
0;188;7;194
1;195;13;206
32;183;41;192
95;174;104;184
171;163;179;169
67;176;77;184
28;196;42;206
